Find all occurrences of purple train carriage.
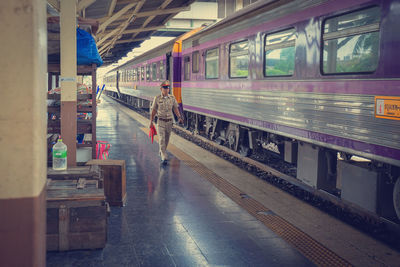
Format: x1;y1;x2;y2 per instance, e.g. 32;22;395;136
103;0;400;224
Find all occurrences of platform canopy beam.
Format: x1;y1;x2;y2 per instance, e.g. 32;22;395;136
47;0;197;65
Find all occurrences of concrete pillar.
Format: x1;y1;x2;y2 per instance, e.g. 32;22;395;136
0;0;47;266
60;0;77;166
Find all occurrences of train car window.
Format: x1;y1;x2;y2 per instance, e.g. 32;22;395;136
322;6;380;74
205;48;219;79
264;28;296;77
192;51;200;73
155;63;159;81
184;56;191;80
133;69;136;82
146;65;150;81
141;66;144;81
152;63;157;81
159;61;165;80
229;40;249;78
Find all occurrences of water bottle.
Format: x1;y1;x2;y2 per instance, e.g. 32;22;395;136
52;137;67;170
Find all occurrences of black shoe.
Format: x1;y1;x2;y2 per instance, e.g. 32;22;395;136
161;159;168;165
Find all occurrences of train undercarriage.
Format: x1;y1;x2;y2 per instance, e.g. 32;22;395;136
183;110;400;224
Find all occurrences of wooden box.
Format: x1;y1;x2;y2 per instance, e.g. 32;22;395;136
46;179;107;251
47;165;103;188
86;159;126;206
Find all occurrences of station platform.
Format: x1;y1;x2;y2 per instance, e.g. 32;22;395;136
47;96;400;267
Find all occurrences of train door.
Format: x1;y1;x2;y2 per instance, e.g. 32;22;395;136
166;52;171;82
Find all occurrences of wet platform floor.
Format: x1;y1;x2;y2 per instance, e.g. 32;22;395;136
47;97;314;266
47;96;400;267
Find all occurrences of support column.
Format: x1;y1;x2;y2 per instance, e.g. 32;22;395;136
0;0;47;266
60;0;77;166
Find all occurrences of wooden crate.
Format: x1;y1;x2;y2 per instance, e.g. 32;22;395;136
46;179;107;251
47;165;103;188
86;159;126;206
47;178;98;190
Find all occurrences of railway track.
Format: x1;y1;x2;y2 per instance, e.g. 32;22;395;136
111;96;400;252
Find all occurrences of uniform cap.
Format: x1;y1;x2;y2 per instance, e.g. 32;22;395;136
161;80;170;87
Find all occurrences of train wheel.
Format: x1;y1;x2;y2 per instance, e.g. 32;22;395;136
239;144;252;157
215;137;224;145
183;116;190;130
184;122;189;130
227;131;236;150
226;123;240;151
394;177;400;220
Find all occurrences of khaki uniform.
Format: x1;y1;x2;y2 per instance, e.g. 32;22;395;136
151;94;178;160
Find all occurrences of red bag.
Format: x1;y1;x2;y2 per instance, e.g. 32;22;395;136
149;125;157;144
96;141;111;160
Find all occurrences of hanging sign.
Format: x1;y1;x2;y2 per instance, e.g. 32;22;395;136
60;77;76;82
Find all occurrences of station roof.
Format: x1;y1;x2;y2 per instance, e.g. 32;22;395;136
47;0;196;66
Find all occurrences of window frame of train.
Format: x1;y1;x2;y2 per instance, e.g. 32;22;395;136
133;68;136;82
192;51;200;73
152;62;157;81
146;65;150;81
140;66;144;81
264;28;296;77
159;60;165;80
321;6;381;75
205;47;219;79
184;56;191;81
229;40;249;78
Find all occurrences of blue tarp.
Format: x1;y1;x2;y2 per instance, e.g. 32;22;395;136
77;28;103;67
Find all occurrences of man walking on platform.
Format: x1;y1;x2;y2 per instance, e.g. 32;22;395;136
149;80;183;165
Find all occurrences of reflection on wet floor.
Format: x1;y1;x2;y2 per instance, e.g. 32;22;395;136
46;97;313;267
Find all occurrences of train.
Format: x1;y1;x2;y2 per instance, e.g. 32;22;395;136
102;0;400;224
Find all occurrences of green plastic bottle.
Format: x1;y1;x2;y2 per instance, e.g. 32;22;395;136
52;137;67;170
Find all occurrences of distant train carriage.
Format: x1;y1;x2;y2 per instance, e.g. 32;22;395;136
103;0;400;223
104;27;204;111
103;38;172;110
